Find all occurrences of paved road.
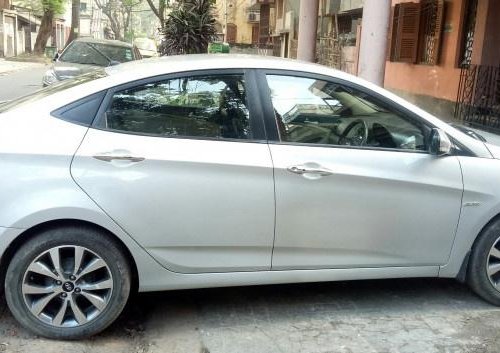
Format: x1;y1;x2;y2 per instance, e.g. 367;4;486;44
0;66;47;102
0;278;499;353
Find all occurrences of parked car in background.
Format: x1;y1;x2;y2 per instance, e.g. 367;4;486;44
42;38;142;86
133;37;159;58
3;55;500;340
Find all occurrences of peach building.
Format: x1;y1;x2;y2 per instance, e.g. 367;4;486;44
384;0;500;129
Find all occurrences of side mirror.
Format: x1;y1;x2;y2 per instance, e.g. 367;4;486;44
429;128;452;156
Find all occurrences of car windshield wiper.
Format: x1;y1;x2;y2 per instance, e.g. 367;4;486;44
85;43;114;66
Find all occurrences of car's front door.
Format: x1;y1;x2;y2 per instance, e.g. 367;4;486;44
262;72;464;270
71;70;275;273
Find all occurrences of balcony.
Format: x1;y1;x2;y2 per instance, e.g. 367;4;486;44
276;10;294;33
250;0;274;7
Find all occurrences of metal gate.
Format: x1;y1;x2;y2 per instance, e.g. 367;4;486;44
455;65;500;131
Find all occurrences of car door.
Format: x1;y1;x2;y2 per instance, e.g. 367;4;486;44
260;72;464;270
71;70;275;273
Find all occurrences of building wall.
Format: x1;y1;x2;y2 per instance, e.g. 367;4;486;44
384;0;499;105
214;0;255;44
340;0;364;12
384;0;465;102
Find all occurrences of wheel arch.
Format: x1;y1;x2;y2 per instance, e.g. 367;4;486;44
0;218;139;295
456;212;500;282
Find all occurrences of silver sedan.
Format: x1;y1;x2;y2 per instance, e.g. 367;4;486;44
1;55;500;339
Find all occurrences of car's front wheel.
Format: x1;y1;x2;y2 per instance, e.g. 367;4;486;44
4;225;131;339
468;218;500;305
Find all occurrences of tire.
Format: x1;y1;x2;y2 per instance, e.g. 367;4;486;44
468;218;500;306
4;226;131;339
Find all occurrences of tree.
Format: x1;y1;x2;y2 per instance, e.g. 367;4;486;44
65;0;81;46
95;0;141;41
121;0;142;41
161;0;218;55
95;0;124;40
144;0;168;32
31;0;65;54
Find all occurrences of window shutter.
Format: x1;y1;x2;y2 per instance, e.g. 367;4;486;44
431;0;445;65
392;2;421;63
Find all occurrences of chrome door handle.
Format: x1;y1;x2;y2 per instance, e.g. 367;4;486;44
287;165;333;176
93;155;145;163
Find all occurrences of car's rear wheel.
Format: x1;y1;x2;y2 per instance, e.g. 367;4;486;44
468;219;500;305
5;226;131;339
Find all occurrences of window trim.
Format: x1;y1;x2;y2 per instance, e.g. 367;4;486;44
51;91;106;127
92;69;268;143
256;69;473;156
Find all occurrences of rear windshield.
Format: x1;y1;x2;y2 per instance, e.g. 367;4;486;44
0;70;108;113
60;41;135;66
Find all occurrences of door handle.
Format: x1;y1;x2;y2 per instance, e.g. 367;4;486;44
287;165;333;176
93;155;145;163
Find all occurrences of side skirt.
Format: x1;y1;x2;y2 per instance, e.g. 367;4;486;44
138;265;440;292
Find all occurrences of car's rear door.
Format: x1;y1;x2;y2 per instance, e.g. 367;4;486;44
71;70;275;273
259;71;464;270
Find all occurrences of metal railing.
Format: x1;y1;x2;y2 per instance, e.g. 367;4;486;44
455;64;500;132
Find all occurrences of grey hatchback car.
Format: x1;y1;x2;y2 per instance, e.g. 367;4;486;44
42;37;142;86
2;55;500;340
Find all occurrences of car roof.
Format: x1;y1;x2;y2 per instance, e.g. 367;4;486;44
74;37;134;48
105;54;353;82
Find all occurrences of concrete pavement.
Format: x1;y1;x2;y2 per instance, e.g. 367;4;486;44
0;279;499;353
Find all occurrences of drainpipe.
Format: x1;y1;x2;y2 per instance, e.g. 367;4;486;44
358;0;391;86
297;0;319;62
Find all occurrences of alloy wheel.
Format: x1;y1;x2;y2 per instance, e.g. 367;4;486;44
487;238;500;291
21;245;114;327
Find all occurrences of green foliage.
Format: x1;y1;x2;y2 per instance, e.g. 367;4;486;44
161;0;218;55
17;0;65;14
41;0;65;14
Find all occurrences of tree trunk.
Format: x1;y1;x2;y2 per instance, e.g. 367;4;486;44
33;9;54;55
109;15;123;41
65;0;80;47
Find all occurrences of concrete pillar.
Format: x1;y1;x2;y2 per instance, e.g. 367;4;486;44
297;0;319;62
358;0;391;86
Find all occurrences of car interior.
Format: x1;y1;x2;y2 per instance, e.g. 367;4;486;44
272;79;429;151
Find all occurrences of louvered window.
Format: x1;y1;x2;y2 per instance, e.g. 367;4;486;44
388;0;445;65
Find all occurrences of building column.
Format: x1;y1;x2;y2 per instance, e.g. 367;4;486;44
358;0;391;86
297;0;319;62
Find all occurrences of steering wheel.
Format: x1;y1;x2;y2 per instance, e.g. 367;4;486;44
338;119;369;146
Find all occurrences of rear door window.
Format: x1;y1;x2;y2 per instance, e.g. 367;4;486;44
96;74;252;140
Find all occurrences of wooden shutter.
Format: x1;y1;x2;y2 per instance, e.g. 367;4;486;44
390;2;421;63
431;0;445;65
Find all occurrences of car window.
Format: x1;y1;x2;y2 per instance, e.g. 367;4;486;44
89;43;135;62
98;74;252;140
59;42;110;66
266;75;427;151
60;42;135;66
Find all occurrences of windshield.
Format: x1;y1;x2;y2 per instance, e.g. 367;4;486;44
0;70;107;113
60;42;135;66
